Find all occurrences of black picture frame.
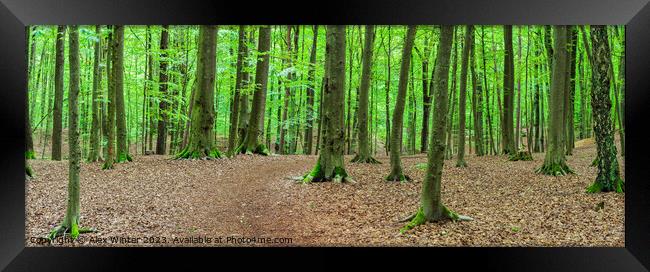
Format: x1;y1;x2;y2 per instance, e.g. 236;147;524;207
0;0;648;270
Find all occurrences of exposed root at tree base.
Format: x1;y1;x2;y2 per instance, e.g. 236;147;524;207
509;151;533;161
536;162;574;176
47;222;96;241
174;148;222;160
385;173;411;182
399;206;473;234
235;144;270;156
350;155;381;164
456;160;468;167
586;178;625;193
101;162;114;170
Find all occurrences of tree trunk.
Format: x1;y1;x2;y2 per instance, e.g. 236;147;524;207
88;25;103;162
227;26;247;155
585;25;624;193
51;25;66;161
456;25;473;167
176;25;221;159
502;25;515;155
402;25;470;232
303;25;351;183
303;25;319;155
238;26;271;155
48;25;95;240
156;25;170;155
386;25;417;182
112;26;131;163
537;26;572;176
420;33;433;154
102;27;116;170
351;25;379;163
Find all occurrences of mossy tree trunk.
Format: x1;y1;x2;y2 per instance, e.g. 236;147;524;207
586;26;624;193
237;26;271;155
351;25;379;164
51;25;66;161
456;25;473;167
403;25;472;233
303;25;319;155
227;26;247;155
48;26;95;240
502;25;516;156
26;26;36;160
156;25;170;155
88;25;102;162
112;26;131;163
386;25;417;181
102;27;116;170
537;26;573;176
303;25;351;183
176;25;221;159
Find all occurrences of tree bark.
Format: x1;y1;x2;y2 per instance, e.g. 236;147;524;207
112;26;131;163
303;25;319;155
351;25;379;163
456;25;473;167
586;25;624;193
51;25;66;161
502;25;515;155
176;25;221;159
156;25;170;155
537;26;572;176
386;25;417;182
238;26;271;155
303;25;351;183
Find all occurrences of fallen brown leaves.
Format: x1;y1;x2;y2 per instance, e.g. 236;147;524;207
26;140;624;247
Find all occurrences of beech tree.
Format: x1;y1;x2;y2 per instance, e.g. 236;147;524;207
386;25;417;182
351;25;379;164
47;25;96;240
455;25;473;167
156;25;170;155
537;26;573;176
302;25;352;183
88;25;102;162
113;26;132;163
402;25;472;232
51;25;65;161
236;26;271;155
175;26;221;159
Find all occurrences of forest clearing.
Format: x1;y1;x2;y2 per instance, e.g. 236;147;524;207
24;25;625;246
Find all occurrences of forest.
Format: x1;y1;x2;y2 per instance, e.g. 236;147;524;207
25;25;625;246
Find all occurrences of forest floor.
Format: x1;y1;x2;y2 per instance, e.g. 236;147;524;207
26;138;624;247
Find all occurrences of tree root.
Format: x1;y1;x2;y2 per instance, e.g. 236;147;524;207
234;143;270;156
174;147;222;160
101;161;114;170
536;162;574;176
116;152;133;163
302;162;353;184
350;155;381;164
26;164;34;178
399;206;473;234
586;177;624;193
47;222;96;241
385;173;411;182
509;151;533;161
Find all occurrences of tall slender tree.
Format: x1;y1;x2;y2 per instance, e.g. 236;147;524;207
156;25;170;155
537;26;573;176
386;25;417;182
227;26;247;155
303;25;352;183
303;25;319;155
456;25;473;167
102;26;116;170
88;25;103;162
236;26;271;155
502;25;516;155
351;25;379;164
51;25;66;161
113;26;131;163
402;25;472;232
47;25;96;240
